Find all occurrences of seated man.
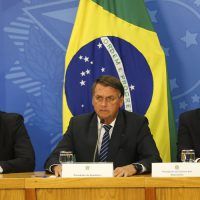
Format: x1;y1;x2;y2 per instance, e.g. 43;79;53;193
177;108;200;161
0;111;35;173
45;75;161;177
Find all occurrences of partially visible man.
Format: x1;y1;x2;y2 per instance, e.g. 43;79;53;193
45;75;161;177
177;108;200;161
0;111;35;173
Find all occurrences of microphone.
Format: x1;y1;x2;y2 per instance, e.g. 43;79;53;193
93;119;105;162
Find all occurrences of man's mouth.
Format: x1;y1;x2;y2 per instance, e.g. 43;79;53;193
99;109;108;112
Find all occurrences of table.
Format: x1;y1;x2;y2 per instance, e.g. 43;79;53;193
1;172;200;200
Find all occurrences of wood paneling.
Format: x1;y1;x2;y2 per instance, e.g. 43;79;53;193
1;172;200;200
146;177;200;188
156;188;200;200
25;176;145;188
0;178;24;189
36;188;145;200
0;189;25;200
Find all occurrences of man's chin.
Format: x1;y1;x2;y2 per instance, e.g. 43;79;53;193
98;113;109;121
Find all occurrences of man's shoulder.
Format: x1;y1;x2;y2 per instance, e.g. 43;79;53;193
121;110;146;120
72;112;96;122
180;108;200;120
119;110;147;126
0;112;24;137
0;111;23;122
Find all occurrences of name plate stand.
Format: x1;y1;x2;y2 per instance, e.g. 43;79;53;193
62;162;113;178
152;162;200;177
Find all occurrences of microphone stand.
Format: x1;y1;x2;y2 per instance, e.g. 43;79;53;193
93;119;104;162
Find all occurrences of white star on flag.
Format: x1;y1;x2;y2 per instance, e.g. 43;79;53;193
86;69;91;74
101;67;105;72
97;42;103;48
90;61;93;64
81;104;84;108
79;55;83;60
129;84;135;91
80;71;86;76
80;80;86;86
84;56;89;62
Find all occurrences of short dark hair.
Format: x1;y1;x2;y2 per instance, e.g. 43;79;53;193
92;75;124;96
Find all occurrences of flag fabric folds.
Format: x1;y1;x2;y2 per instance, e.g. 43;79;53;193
63;0;176;162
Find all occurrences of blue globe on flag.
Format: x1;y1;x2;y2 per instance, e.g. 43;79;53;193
65;36;153;116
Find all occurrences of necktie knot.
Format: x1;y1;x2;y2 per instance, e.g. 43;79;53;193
103;124;112;133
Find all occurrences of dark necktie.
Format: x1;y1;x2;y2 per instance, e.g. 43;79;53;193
99;124;112;161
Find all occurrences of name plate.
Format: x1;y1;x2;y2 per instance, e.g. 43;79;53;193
62;162;113;178
152;162;200;177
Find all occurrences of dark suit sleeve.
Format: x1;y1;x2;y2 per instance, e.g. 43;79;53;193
136;117;162;172
44;118;74;172
177;113;193;161
0;114;35;173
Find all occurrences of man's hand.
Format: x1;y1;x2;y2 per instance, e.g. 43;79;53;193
52;165;62;177
114;164;137;177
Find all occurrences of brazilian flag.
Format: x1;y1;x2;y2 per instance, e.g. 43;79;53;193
63;0;177;162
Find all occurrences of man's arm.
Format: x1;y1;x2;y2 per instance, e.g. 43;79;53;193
114;117;161;177
0;114;35;173
44;118;74;174
134;117;162;172
177;113;193;161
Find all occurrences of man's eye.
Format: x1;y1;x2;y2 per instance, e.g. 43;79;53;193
107;97;113;101
107;97;115;102
96;96;103;101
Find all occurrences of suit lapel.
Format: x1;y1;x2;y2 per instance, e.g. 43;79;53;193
87;114;98;161
107;111;125;161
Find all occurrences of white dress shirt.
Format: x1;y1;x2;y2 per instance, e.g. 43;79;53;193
97;117;116;153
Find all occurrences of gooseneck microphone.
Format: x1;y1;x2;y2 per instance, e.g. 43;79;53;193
93;119;105;162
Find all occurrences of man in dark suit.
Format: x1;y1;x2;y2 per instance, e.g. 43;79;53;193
177;108;200;161
0;112;35;173
45;75;161;176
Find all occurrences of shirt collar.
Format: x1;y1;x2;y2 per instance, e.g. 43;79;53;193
97;116;116;127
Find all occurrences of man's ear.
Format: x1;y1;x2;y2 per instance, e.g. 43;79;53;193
92;97;94;107
119;96;124;107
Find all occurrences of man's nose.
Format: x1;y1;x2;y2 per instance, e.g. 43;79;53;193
100;98;108;106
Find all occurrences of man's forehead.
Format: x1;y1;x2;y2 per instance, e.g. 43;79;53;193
95;83;115;90
95;85;119;92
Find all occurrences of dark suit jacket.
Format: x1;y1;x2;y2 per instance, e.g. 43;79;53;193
0;112;35;173
45;110;161;172
177;108;200;161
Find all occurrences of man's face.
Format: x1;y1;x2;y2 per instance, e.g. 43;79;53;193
92;83;124;124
